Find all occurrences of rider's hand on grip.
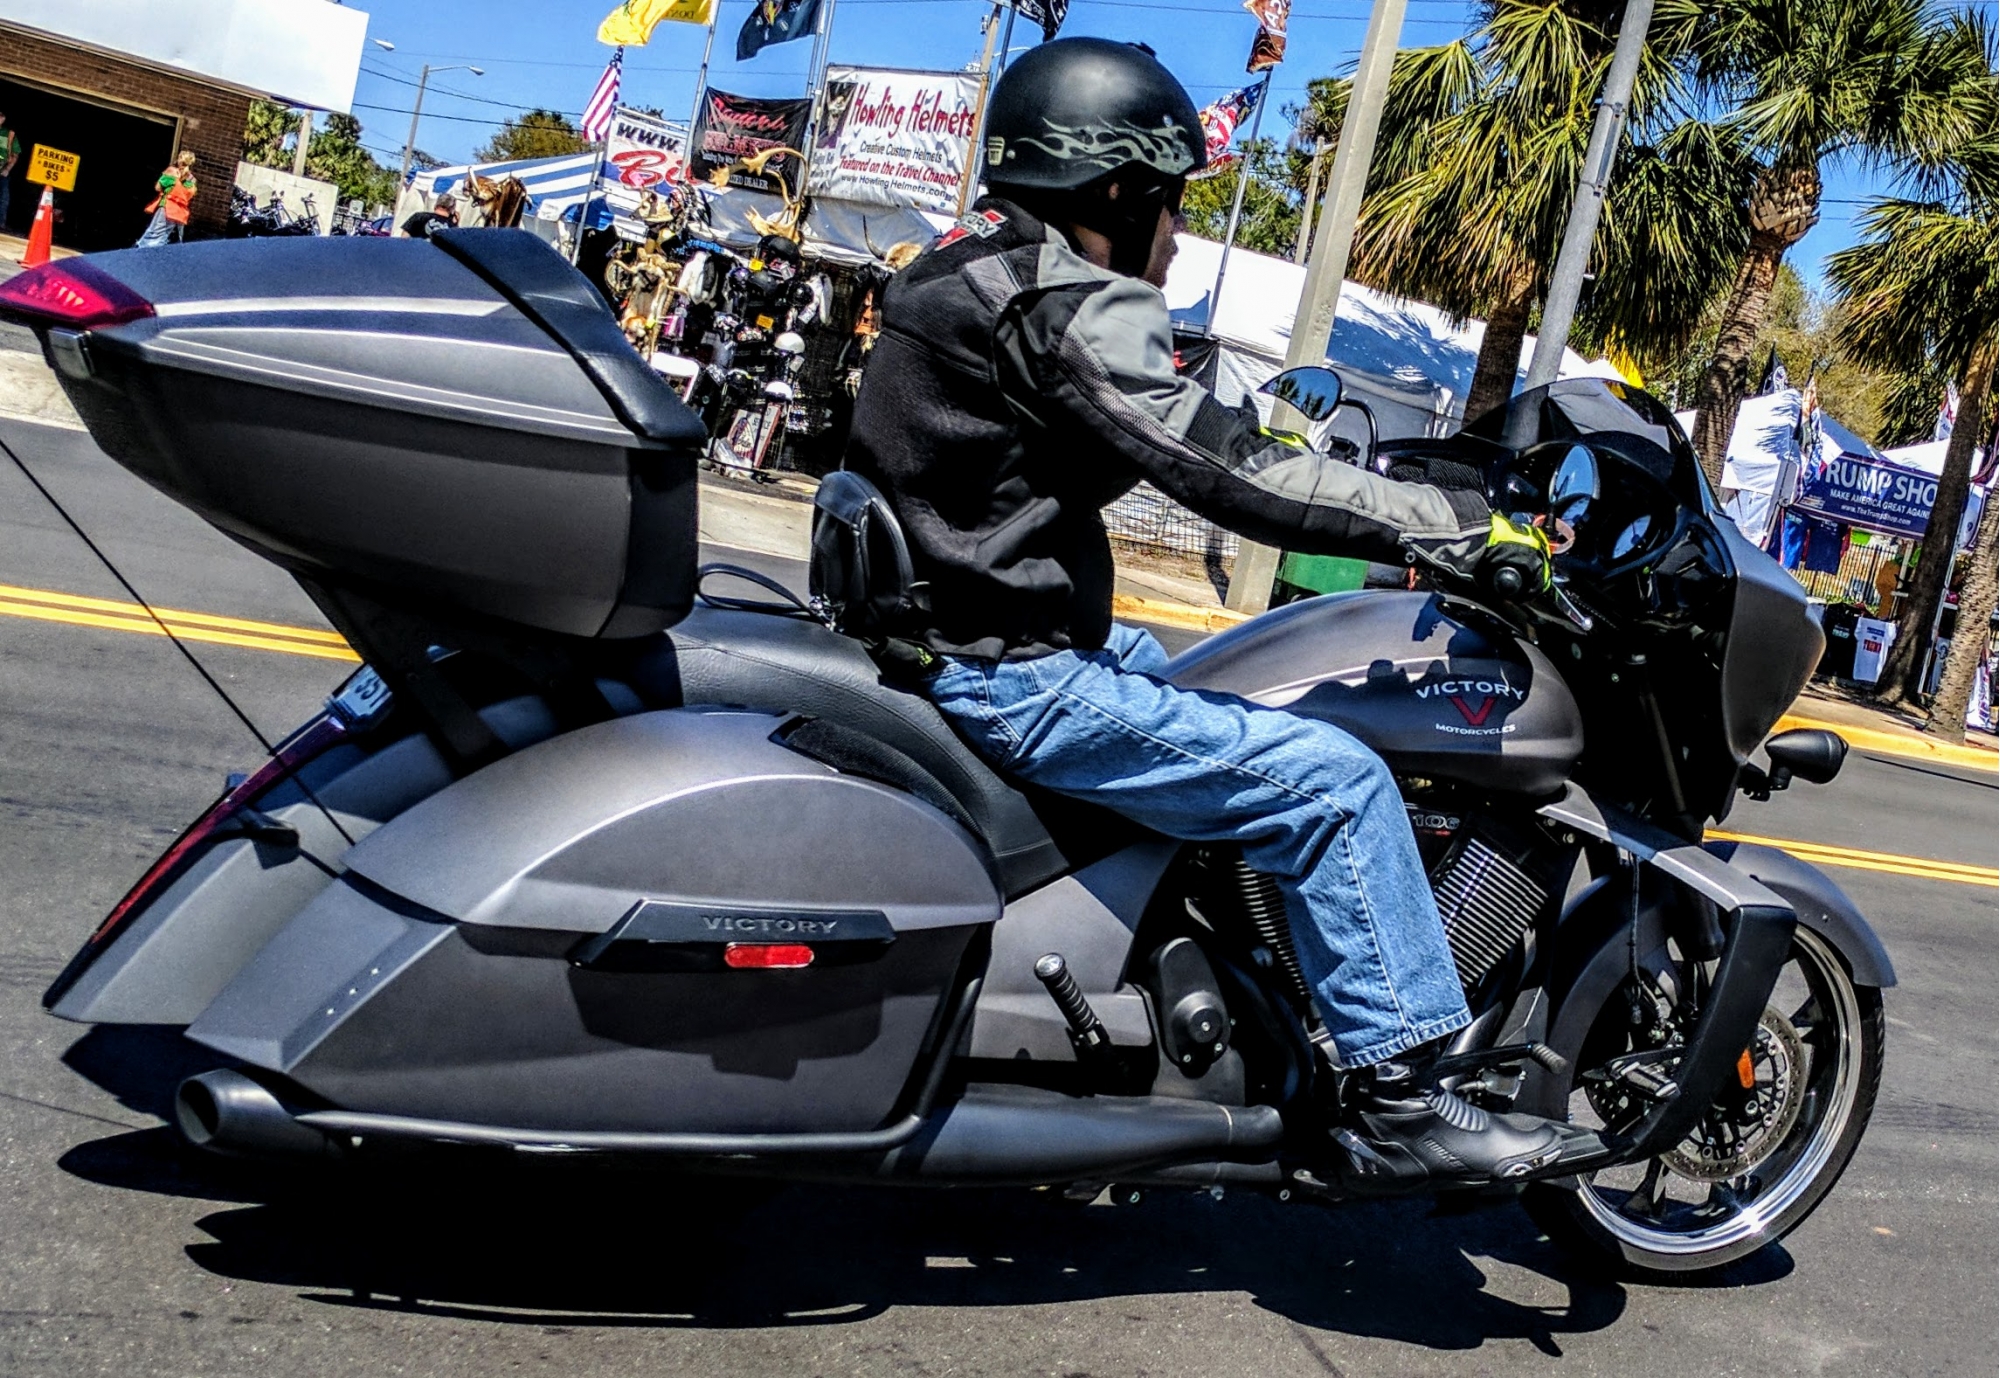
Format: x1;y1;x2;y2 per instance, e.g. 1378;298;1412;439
1479;514;1552;600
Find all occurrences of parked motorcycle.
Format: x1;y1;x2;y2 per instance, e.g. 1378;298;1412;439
0;230;1888;1278
228;187;320;238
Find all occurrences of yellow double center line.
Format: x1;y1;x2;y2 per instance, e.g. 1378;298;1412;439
0;582;359;663
1708;829;1998;889
3;581;1993;888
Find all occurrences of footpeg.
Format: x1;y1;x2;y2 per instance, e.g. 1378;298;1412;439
1034;953;1116;1067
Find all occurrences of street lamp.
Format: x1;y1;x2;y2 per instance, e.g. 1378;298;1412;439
397;63;484;192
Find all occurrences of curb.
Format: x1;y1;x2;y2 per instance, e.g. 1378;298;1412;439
1110;593;1249;634
1775;712;1997;773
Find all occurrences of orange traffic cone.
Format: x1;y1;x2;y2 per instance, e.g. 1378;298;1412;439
19;186;54;269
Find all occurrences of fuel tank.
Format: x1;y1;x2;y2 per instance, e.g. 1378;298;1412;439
1164;591;1583;798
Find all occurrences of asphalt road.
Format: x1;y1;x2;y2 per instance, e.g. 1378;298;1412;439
0;416;1994;1377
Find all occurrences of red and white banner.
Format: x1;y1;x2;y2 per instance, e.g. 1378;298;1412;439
604;106;689;189
806;65;982;215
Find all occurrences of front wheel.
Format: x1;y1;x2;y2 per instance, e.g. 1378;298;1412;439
1524;926;1884;1278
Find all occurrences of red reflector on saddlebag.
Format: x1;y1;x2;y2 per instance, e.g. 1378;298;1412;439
0;259;155;330
723;943;815;970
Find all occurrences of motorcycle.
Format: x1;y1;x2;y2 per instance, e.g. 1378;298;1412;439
0;229;1888;1279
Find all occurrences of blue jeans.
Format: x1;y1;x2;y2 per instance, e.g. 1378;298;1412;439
136;207;181;246
925;624;1471;1067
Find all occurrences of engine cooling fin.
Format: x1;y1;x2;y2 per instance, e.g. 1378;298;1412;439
1429;819;1557;990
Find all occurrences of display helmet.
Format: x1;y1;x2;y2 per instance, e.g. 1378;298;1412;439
983;38;1207;193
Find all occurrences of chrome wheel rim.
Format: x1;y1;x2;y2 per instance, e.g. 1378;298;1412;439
1570;928;1864;1257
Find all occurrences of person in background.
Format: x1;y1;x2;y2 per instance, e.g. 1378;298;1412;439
0;111;18;234
400;193;458;240
136;152;198;246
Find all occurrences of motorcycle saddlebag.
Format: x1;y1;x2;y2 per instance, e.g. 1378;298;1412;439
181;710;1002;1136
28;232;706;639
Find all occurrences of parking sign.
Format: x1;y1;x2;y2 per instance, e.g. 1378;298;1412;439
27;145;79;191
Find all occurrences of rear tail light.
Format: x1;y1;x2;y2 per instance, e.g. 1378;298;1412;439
0;258;154;330
724;943;816;970
42;713;350;1009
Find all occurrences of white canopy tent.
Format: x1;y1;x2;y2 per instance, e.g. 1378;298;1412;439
1720;389;1884;547
1161;236;1624;439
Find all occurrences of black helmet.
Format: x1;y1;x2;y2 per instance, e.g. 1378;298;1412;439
984;38;1207;193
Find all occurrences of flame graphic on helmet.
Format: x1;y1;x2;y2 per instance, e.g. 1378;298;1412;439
1013;118;1199;176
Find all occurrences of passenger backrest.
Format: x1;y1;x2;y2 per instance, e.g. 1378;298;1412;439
809;471;927;637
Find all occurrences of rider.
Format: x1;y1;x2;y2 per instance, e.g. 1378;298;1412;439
845;38;1577;1185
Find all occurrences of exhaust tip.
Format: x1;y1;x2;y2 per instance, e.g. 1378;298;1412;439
174;1070;340;1159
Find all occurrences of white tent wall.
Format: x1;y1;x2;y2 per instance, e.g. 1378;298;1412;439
1162;235;1623;440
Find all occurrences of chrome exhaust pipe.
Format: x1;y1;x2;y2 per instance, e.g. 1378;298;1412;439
174;1069;341;1159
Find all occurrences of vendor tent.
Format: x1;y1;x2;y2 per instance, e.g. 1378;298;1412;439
414;153;603;224
406;153;938;269
1162;236;1622;439
1720;389;1887;546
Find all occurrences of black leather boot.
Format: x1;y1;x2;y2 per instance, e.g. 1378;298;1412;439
1333;1042;1595;1189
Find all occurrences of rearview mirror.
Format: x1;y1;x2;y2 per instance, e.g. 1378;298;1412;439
1765;728;1847;786
1259;366;1344;423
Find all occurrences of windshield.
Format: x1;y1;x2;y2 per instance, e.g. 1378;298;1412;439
1463;379;1713;515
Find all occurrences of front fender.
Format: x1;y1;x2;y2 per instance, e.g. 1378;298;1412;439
1703;840;1896;988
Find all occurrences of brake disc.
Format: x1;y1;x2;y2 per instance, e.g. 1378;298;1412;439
1663;1007;1809;1182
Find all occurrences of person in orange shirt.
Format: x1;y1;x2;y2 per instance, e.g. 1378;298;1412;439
136;152;198;246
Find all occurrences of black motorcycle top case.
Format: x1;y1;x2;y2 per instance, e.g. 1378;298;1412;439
46;235;706;639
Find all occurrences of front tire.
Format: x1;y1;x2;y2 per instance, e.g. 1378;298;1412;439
1524;927;1884;1278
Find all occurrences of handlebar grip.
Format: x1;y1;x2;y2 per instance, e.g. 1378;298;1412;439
1489;564;1525;599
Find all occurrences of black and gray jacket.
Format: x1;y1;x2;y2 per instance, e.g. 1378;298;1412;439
844;197;1493;661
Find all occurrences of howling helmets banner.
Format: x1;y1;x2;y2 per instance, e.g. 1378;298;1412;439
605;106;689;189
1001;0;1069;42
738;0;822;60
807;66;983;214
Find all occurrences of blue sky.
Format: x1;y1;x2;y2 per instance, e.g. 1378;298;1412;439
344;0;1976;294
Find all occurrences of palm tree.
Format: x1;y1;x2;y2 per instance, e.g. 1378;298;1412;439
1304;2;1748;424
1662;0;1993;487
1927;482;1996;739
1827;21;1997;708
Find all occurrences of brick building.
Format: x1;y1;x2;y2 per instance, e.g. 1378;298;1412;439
0;0;367;251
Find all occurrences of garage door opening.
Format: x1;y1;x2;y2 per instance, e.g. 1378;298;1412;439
0;77;176;251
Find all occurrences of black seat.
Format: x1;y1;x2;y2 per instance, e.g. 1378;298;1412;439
633;605;1079;895
429;228;707;447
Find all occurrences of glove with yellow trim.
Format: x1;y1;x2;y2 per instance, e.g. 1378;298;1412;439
1479;513;1553;598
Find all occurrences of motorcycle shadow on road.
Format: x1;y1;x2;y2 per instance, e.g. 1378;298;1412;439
55;1030;1793;1351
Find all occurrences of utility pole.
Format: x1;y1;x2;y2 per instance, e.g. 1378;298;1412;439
1519;0;1653;396
1224;0;1408;614
292;111;313;178
1293;140;1327;266
398;63;483;195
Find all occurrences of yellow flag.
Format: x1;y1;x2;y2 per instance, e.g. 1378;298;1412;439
598;0;715;45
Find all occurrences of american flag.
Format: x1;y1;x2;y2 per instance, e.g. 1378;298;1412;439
583;47;623;143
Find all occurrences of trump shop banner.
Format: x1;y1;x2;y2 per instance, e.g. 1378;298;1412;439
1793;454;1941;541
807;66;982;215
